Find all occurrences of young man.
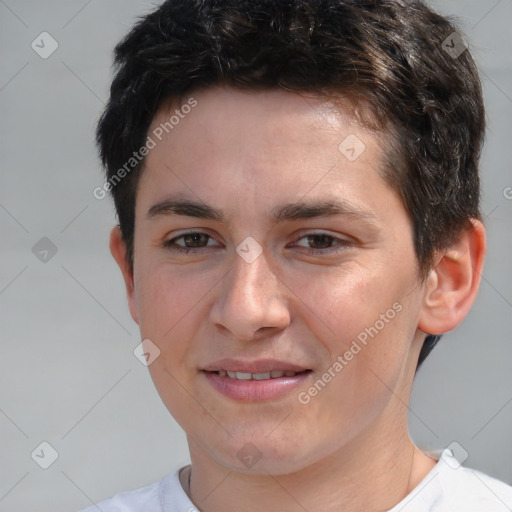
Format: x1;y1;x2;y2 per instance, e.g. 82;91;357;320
82;0;512;510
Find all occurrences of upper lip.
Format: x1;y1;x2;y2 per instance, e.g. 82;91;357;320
202;358;310;373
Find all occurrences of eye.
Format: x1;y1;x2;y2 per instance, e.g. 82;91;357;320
162;232;221;253
162;231;352;255
291;232;353;253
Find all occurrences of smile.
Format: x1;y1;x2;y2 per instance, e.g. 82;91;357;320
202;364;313;401
208;370;308;380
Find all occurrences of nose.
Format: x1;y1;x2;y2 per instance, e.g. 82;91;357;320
209;247;291;341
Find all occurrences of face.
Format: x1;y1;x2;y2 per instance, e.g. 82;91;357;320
119;87;431;474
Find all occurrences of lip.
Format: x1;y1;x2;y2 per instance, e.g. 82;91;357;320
201;358;312;402
202;358;309;373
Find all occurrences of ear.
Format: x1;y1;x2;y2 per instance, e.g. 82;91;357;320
109;226;139;325
418;219;486;335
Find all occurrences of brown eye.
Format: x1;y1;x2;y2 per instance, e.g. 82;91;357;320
163;232;220;253
292;232;353;254
305;234;335;249
180;233;210;248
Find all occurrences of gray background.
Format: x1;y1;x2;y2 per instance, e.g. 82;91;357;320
0;1;511;510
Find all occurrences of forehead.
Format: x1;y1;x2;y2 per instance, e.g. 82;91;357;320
148;86;385;153
139;86;396;219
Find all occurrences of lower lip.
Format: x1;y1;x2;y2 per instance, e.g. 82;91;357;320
203;371;312;401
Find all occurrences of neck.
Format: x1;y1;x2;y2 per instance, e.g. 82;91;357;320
182;413;437;512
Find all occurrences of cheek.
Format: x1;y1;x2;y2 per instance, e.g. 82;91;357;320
288;261;421;409
134;259;212;338
286;264;408;351
135;263;212;426
294;298;417;446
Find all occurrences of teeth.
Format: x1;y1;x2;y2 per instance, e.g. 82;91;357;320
235;372;252;380
253;372;271;380
218;370;301;380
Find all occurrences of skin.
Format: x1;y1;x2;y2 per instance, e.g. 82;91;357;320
110;86;486;511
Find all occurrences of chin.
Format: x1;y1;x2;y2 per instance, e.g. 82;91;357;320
207;432;324;476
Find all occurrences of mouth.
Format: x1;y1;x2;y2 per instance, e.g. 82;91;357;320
205;369;311;380
201;359;313;401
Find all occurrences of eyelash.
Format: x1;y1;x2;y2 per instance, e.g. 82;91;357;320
162;231;353;255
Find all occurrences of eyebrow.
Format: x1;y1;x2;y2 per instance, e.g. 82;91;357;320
146;197;376;224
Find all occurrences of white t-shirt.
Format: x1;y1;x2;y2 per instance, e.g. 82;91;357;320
78;449;512;511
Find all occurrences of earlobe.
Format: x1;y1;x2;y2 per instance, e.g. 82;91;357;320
109;226;139;325
418;219;486;335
